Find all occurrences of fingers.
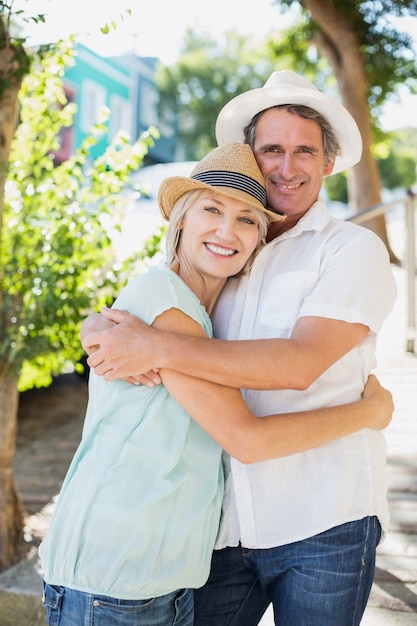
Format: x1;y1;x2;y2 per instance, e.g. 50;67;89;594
122;376;142;385
82;311;156;381
361;373;394;431
100;307;132;323
84;344;100;357
362;373;378;396
120;375;155;387
130;371;163;387
86;350;106;370
82;334;102;354
114;373;163;388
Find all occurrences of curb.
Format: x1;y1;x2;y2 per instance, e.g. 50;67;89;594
0;550;44;626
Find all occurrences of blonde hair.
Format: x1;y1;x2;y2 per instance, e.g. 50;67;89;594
165;189;269;275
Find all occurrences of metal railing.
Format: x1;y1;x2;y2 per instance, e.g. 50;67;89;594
346;190;416;354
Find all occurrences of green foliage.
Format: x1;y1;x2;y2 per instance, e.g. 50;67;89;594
324;130;417;202
324;127;417;201
271;0;417;121
265;8;332;86
390;126;417;158
157;3;417;164
324;172;348;204
0;40;160;390
100;9;132;35
375;127;417;189
378;152;417;190
157;29;276;160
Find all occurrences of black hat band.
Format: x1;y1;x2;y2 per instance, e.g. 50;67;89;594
192;170;267;208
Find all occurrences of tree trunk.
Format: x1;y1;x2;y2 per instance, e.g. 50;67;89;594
0;30;26;242
301;0;400;264
0;375;25;571
0;17;31;570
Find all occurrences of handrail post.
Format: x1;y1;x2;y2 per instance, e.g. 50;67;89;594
405;190;416;353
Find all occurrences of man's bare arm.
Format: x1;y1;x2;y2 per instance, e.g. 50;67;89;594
83;307;368;390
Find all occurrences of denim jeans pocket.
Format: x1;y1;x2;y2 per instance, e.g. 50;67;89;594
42;582;65;625
92;588;193;626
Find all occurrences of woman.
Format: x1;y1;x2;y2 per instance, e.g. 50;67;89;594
39;143;392;626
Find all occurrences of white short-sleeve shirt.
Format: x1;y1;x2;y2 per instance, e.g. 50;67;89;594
212;200;397;549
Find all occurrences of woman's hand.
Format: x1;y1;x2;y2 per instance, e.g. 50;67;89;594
362;374;394;430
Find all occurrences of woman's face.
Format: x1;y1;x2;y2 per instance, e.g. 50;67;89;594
177;190;262;281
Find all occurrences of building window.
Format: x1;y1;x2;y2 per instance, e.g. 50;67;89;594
140;82;159;128
109;94;133;141
80;79;107;132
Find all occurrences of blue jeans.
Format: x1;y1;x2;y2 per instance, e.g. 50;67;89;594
194;516;381;626
42;582;194;626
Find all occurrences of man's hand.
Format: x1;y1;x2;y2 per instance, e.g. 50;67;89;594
82;307;162;386
362;374;394;430
80;312;117;355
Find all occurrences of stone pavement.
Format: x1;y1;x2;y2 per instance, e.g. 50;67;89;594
1;257;416;624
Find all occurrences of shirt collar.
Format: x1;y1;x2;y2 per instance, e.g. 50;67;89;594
270;198;331;244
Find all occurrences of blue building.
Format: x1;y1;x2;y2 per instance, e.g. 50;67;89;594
112;54;176;164
58;43;176;166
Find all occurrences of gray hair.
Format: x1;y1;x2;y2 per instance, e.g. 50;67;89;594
165;188;269;275
243;104;341;166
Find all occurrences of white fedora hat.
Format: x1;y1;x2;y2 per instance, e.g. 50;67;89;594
215;70;362;175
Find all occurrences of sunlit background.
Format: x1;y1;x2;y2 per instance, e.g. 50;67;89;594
16;0;417;131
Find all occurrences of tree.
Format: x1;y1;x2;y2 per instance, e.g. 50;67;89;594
269;0;417;263
324;148;417;205
0;0;34;571
157;28;276;160
378;152;416;191
377;126;417;191
0;7;158;569
158;8;416;261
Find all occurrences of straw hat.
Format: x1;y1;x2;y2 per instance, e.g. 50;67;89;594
158;143;285;222
215;71;362;175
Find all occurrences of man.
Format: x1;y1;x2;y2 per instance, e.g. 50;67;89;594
83;71;397;625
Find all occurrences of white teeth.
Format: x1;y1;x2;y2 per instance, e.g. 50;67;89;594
275;182;301;190
206;243;235;256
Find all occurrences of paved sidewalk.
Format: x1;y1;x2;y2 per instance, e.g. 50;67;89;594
4;248;417;624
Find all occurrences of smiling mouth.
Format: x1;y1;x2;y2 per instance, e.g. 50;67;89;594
205;243;236;256
273;181;303;190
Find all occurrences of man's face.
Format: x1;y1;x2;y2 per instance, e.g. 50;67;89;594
252;108;335;231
